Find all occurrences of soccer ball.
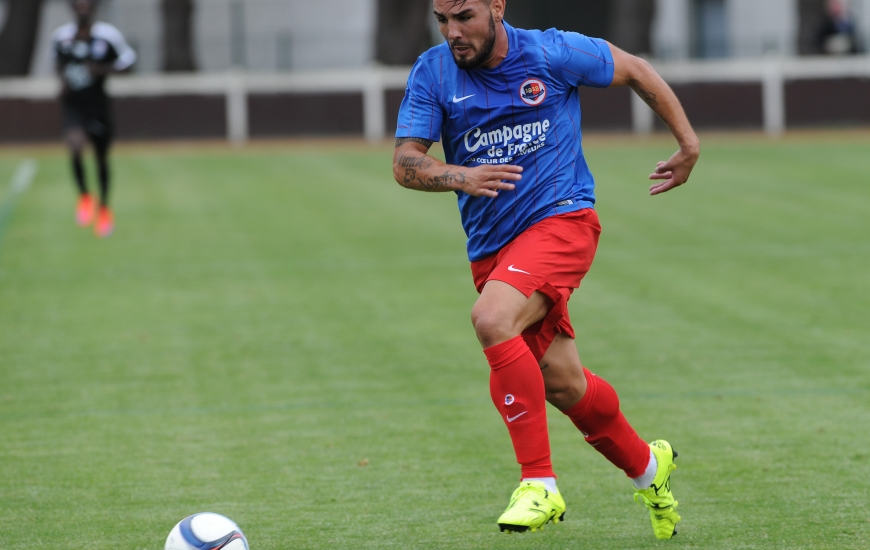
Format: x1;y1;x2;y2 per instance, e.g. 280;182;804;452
165;512;249;550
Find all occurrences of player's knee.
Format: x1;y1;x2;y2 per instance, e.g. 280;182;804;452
470;303;516;348
67;133;86;154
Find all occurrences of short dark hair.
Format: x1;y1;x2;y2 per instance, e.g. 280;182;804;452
445;0;492;9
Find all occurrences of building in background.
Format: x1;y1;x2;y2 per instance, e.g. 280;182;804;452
657;0;869;58
2;0;869;143
0;0;46;75
27;0;378;75
655;0;795;59
6;0;868;77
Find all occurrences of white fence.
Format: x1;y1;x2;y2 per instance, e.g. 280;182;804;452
2;56;869;142
638;55;870;136
0;67;410;144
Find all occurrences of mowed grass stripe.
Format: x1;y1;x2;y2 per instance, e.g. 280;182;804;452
0;135;868;549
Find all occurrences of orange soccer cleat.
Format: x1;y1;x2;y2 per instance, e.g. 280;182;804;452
76;194;95;227
94;205;114;238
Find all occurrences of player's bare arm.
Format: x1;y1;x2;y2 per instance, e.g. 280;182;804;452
393;138;522;198
56;62;71;96
608;44;700;196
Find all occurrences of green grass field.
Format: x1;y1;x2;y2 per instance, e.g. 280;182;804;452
0;133;868;549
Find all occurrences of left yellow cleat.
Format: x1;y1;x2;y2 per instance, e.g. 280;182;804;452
497;481;566;533
634;439;681;540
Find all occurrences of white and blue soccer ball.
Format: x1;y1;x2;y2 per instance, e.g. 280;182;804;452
165;512;249;550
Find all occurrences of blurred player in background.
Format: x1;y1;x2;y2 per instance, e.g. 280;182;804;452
818;0;861;55
51;0;136;238
393;0;698;539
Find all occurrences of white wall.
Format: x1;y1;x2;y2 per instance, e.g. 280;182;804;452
219;0;373;72
191;0;376;72
20;0;870;77
652;0;692;59
728;0;797;57
854;0;870;49
29;0;376;75
652;0;868;59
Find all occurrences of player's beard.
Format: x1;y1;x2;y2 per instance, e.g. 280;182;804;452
450;14;497;70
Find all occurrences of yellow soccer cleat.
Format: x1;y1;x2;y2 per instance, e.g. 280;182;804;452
497;481;566;533
634;440;681;540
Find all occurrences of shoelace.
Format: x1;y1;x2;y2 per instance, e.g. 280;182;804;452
510;484;539;505
634;492;653;507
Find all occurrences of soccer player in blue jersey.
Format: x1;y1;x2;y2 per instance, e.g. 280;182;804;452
392;0;699;539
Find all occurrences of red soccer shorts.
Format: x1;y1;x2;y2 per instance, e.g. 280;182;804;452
470;208;601;361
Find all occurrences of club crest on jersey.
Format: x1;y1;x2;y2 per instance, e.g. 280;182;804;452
505;394;515;406
520;78;546;106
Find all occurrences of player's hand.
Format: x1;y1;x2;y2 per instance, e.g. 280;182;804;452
649;146;699;195
87;62;107;77
461;164;523;198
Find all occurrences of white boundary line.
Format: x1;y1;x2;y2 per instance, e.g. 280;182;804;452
9;159;37;195
0;159;38;247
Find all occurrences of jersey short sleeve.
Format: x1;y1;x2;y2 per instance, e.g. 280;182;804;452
556;32;614;89
49;23;75;64
92;22;137;71
395;56;444;142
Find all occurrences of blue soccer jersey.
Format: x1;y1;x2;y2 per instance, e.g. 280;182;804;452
396;22;614;262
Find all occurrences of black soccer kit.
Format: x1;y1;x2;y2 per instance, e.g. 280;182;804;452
51;21;136;146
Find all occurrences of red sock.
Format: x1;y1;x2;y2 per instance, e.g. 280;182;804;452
563;368;650;478
484;336;554;479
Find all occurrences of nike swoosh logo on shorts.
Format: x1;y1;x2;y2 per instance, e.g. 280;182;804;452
507;411;528;422
507;265;531;275
452;94;475;103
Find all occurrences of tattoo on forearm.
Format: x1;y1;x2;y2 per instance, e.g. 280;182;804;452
416;169;466;191
638;88;658;106
540;363;549;371
395;137;434;148
395;145;466;191
396;154;435;170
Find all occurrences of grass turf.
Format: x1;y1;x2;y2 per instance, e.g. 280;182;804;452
0;133;868;549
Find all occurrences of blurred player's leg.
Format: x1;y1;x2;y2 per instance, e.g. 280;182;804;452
92;132;114;238
540;334;680;539
94;204;115;238
95;136;110;207
67;128;95;227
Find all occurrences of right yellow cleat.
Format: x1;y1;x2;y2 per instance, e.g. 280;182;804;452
497;481;566;533
634;440;681;540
